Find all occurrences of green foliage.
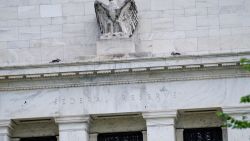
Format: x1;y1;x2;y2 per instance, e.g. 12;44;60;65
241;95;250;103
217;112;250;129
217;58;250;129
240;58;250;71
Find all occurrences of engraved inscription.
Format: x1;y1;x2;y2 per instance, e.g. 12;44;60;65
54;86;178;105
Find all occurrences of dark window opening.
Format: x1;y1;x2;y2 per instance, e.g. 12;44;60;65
20;136;57;141
98;132;143;141
184;127;222;141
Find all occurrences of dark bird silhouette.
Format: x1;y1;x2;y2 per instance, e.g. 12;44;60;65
50;58;61;63
171;52;181;56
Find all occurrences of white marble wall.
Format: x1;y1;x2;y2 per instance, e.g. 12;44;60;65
1;77;250;119
0;0;250;66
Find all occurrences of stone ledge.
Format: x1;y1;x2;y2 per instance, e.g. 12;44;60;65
0;120;13;135
0;53;248;80
223;106;250;115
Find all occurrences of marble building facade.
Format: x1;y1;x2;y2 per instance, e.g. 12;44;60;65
0;0;250;141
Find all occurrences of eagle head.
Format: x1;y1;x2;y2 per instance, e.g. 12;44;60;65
108;0;119;9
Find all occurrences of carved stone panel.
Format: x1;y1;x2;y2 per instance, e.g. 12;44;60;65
94;0;138;39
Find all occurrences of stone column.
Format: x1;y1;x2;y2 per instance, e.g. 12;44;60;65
55;116;91;141
0;120;12;141
143;111;177;141
223;107;250;141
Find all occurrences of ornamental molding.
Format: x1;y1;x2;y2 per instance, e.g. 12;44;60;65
0;119;13;135
223;106;250;115
55;115;91;124
0;57;244;81
0;54;250;91
0;67;250;91
55;115;91;132
142;110;177;119
142;111;177;126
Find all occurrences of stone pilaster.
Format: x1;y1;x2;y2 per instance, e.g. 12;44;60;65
142;131;147;141
143;111;177;141
0;120;13;141
89;133;98;141
223;106;250;141
55;116;91;141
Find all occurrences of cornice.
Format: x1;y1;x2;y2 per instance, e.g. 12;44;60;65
0;120;12;127
0;53;249;91
1;51;250;69
0;53;246;81
0;67;250;91
223;105;250;115
0;120;13;135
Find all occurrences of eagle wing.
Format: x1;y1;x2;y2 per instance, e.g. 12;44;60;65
117;0;138;37
94;1;111;34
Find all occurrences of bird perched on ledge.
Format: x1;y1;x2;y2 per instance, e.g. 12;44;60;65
171;52;181;56
50;58;61;63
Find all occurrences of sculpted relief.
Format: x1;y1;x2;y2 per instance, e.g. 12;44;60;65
94;0;138;39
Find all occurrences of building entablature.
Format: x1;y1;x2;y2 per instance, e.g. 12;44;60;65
0;53;249;82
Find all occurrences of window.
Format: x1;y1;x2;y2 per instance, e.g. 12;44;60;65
98;132;143;141
184;128;222;141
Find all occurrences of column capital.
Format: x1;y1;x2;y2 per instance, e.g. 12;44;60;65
11;139;20;141
90;133;98;137
142;110;177;126
143;110;177;119
55;115;91;124
0;119;13;135
55;115;91;133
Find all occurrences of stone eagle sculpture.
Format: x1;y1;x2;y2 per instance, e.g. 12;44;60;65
94;0;138;39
